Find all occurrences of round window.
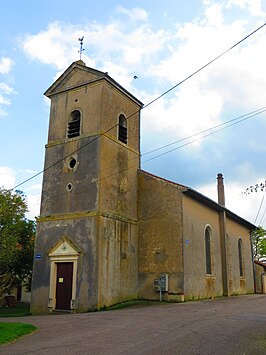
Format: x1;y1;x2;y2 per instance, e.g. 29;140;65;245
69;158;77;169
66;183;73;191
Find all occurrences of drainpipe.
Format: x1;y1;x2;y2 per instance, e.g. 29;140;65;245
250;230;256;293
217;173;229;296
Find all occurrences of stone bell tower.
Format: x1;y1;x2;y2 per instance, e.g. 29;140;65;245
31;60;143;313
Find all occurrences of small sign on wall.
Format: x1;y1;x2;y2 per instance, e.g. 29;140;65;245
58;278;64;283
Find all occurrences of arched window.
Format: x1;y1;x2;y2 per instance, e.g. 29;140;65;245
205;226;212;274
118;114;127;144
68;110;81;138
238;238;244;277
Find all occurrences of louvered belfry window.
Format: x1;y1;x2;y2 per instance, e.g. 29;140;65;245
118;114;127;144
68;110;81;138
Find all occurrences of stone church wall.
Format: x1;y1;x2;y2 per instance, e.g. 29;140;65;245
182;195;224;300
226;219;254;295
97;216;139;307
31;216;99;313
138;171;184;301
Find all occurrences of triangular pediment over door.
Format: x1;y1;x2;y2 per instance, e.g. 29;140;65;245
48;236;80;258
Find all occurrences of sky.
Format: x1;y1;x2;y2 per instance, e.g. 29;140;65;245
0;0;266;226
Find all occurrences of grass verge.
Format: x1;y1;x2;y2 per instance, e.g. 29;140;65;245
0;322;37;345
0;303;31;317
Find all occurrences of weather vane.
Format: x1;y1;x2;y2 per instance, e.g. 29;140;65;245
78;36;85;60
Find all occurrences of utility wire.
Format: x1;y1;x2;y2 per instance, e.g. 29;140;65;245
12;22;266;191
45;107;266;182
46;107;266;205
254;191;265;225
254;186;266;225
98;106;266;176
142;22;266;110
142;108;266;164
258;204;266;226
142;107;266;157
96;107;266;176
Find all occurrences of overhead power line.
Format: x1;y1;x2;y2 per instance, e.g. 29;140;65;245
258;204;266;226
12;22;266;190
142;107;266;157
94;106;266;177
254;190;265;225
46;107;266;206
142;22;266;110
142;108;266;164
241;178;266;226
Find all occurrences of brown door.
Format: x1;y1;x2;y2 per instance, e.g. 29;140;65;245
55;262;73;310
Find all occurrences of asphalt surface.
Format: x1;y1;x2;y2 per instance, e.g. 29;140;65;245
0;294;265;354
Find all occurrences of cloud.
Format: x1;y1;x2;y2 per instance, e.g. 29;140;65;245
18;168;38;175
0;57;13;74
0;95;10;106
20;2;266;154
19;3;266;128
19;2;266;225
26;193;41;219
142;84;223;140
0;83;17;115
115;6;149;22
0;166;16;189
21;12;166;81
0;59;16;116
22;22;76;70
0;82;16;95
226;0;266;16
28;183;42;191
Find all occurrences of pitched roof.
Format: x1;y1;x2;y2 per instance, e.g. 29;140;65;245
138;169;256;230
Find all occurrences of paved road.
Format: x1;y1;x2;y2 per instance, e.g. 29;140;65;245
0;294;265;354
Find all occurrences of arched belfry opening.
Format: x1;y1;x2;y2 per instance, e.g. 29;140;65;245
68;110;81;138
118;114;127;144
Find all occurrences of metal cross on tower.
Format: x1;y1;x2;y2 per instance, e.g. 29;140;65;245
78;36;85;60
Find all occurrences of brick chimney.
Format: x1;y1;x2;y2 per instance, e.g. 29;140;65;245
217;173;225;206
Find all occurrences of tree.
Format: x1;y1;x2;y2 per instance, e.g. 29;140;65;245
0;188;36;295
252;226;266;262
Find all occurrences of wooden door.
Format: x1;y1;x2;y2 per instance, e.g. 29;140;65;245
55;262;73;310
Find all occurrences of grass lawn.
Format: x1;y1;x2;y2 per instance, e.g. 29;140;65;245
0;322;37;345
0;302;31;317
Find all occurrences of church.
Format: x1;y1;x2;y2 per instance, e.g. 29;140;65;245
31;60;255;313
